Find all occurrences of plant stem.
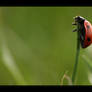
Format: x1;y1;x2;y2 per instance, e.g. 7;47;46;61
72;29;80;84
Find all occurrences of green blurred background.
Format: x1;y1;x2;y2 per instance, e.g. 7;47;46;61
0;7;92;85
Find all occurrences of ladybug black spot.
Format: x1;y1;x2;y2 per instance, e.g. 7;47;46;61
87;37;91;42
87;25;90;29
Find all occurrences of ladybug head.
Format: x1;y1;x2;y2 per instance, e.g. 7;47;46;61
72;16;85;32
74;16;85;23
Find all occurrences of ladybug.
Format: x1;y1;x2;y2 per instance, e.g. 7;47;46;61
72;16;92;48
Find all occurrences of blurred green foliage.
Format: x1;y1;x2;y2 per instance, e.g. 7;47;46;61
0;7;92;85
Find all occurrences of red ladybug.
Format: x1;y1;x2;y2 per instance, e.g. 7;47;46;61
72;16;92;48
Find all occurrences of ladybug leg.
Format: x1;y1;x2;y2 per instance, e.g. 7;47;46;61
72;22;77;25
72;29;77;32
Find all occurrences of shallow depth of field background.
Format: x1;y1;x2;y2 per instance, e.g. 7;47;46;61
0;7;92;85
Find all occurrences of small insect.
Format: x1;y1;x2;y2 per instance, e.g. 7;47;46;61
72;16;92;48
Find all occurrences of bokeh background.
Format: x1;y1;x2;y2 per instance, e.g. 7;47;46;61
0;7;92;85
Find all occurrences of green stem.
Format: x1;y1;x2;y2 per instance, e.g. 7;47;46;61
72;30;80;84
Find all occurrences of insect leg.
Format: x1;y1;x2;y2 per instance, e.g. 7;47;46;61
72;22;77;25
72;29;77;32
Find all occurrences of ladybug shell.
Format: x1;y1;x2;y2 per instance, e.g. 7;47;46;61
81;20;92;48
